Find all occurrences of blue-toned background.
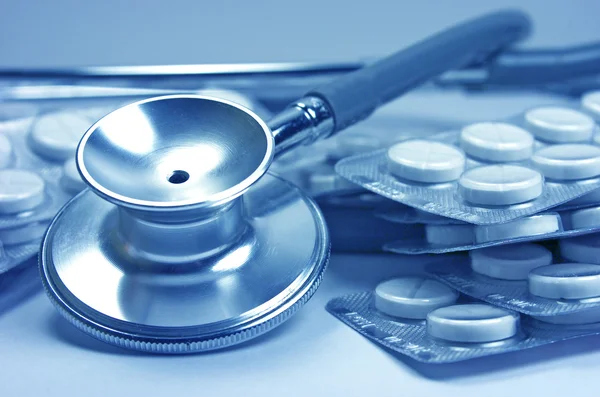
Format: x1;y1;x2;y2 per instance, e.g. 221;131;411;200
1;1;600;397
1;0;599;67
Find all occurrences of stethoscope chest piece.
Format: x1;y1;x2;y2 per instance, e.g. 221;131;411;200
40;95;329;353
39;10;532;352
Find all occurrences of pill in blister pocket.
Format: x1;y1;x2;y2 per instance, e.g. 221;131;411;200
61;158;87;194
532;144;600;180
529;263;600;299
569;206;600;229
533;306;600;325
459;122;533;162
470;243;553;280
0;169;45;214
0;134;13;169
474;213;561;243
387;140;465;183
582;91;600;121
525;107;595;143
334;134;382;159
458;165;543;205
426;304;520;343
559;235;600;265
425;224;474;245
29;111;92;161
374;277;459;319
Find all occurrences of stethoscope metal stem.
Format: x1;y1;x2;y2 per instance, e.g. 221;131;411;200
269;96;335;157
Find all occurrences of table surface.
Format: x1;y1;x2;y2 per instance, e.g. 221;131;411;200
2;1;600;396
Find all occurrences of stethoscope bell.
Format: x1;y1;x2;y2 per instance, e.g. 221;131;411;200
40;96;329;352
39;11;531;352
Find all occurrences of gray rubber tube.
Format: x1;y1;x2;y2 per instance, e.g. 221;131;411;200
307;10;531;132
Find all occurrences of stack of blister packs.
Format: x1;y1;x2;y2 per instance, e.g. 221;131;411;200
326;90;600;363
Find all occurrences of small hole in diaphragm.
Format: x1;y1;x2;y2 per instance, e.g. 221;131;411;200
168;170;190;184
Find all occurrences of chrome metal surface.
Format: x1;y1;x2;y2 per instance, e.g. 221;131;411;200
269;96;334;157
41;173;329;352
77;94;274;212
42;93;332;351
0;61;366;79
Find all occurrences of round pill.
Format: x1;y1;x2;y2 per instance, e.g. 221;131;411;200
0;169;45;214
387;140;465;183
533;306;600;325
559;235;600;265
529;263;600;299
426;304;519;343
425;224;474;245
470;243;553;280
582;91;600;121
375;277;459;319
0;221;48;245
29;111;92;161
531;144;600;180
333;134;382;159
61;158;87;194
569;206;600;229
459;122;534;162
0;134;13;168
474;214;561;243
458;165;543;206
524;106;595;143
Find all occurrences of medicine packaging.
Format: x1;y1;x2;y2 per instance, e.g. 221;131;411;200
327;276;600;363
426;245;600;316
384;204;600;254
335;96;600;225
272;116;455;199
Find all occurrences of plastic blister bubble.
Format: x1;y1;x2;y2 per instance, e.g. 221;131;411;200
0;182;70;229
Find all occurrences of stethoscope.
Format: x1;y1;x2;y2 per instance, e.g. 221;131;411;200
38;10;547;353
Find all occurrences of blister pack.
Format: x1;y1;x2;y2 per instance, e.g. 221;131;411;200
335;93;600;225
0;101;146;275
426;245;600;316
384;204;600;254
326;276;600;363
271;105;463;199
